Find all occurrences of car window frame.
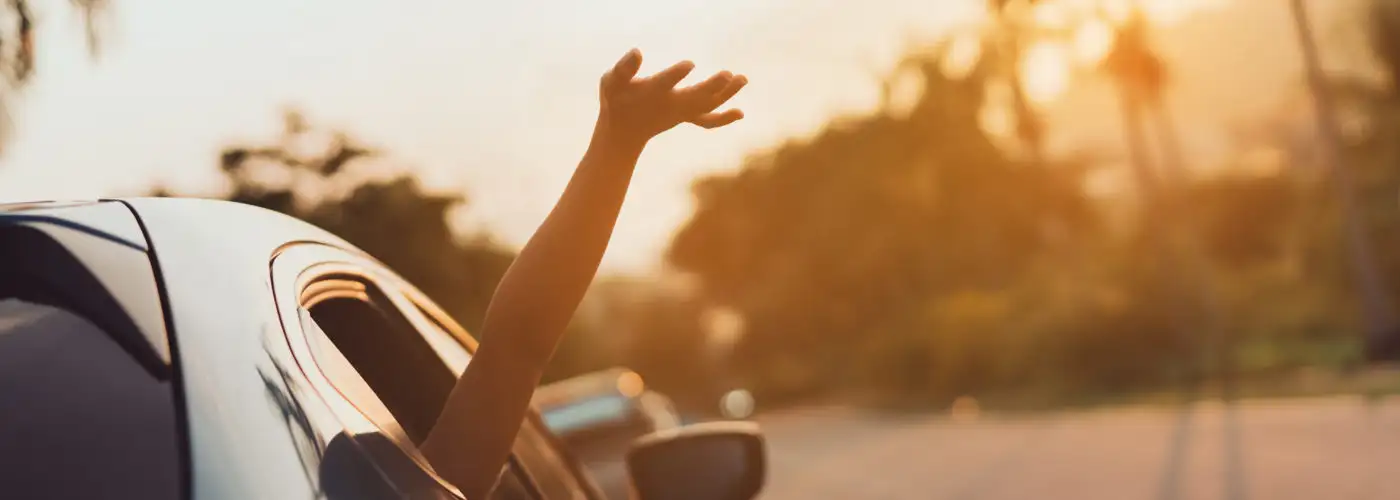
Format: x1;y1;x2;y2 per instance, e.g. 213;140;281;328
272;244;470;498
272;242;599;500
395;288;600;500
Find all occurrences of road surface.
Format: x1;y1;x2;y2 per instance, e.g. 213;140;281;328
756;397;1400;499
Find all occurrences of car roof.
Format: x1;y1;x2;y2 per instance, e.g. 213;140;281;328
3;197;355;253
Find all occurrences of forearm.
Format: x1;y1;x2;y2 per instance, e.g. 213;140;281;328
482;129;642;361
421;128;643;497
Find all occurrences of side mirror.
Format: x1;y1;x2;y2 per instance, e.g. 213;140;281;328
625;421;766;500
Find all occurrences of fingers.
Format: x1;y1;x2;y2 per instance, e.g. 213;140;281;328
642;60;696;89
690;108;745;129
706;74;747;110
679;72;747;112
602;48;643;90
678;71;733;99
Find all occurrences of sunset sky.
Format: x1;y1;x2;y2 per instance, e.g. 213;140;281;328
0;0;1365;272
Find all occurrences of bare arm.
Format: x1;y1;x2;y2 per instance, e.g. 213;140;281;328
420;49;747;499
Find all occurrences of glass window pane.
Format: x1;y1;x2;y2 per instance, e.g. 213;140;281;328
0;299;180;500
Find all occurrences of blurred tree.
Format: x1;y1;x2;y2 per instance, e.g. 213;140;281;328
0;0;106;153
1190;173;1297;268
668;47;1125;404
207;110;517;338
1100;4;1234;390
984;0;1050;162
1372;0;1400;93
1293;0;1394;358
161;109;649;386
613;285;721;413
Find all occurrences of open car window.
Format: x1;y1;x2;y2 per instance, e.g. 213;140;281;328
395;290;593;500
300;276;457;446
272;244;597;499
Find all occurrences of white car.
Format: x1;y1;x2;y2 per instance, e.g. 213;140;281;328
0;199;765;500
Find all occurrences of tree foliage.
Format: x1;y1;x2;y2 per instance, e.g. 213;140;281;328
213;110;515;335
0;0;106;152
664;40;1347;407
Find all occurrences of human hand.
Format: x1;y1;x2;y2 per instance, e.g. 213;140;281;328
595;49;747;148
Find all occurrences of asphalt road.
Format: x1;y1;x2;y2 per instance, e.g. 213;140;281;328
755;397;1400;499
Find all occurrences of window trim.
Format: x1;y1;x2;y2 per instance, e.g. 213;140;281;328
270;244;467;498
393;275;605;500
271;242;602;500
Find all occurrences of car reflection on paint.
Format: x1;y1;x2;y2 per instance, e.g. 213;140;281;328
534;368;682;499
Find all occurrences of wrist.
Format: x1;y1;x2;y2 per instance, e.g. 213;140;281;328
590;117;649;158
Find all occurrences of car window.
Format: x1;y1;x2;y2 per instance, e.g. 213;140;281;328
303;277;458;445
272;243;597;499
290;271;558;499
0;299;181;500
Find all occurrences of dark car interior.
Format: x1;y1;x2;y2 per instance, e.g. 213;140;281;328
303;276;457;445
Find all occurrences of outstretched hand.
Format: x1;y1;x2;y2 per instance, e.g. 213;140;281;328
420;49;746;500
597;48;747;147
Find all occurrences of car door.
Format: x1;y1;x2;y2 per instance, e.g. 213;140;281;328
270;242;600;500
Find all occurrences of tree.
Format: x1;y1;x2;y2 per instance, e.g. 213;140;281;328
1292;0;1399;359
208;110;516;336
0;0;106;153
667;47;1121;403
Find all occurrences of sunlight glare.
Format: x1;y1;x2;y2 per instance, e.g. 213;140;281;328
887;67;925;118
978;84;1015;137
1095;0;1226;26
1142;0;1227;25
1020;42;1071;104
1073;19;1115;65
1032;1;1072;30
1099;0;1133;23
942;32;984;79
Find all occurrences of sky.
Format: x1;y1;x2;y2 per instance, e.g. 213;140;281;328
0;0;1365;272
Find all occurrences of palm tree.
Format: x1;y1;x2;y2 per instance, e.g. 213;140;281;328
1289;0;1398;359
1100;2;1227;388
1102;7;1164;203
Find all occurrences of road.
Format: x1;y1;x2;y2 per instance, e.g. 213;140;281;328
755;397;1400;499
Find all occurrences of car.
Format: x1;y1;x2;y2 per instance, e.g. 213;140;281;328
535;369;682;444
534;369;684;499
0;198;766;500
